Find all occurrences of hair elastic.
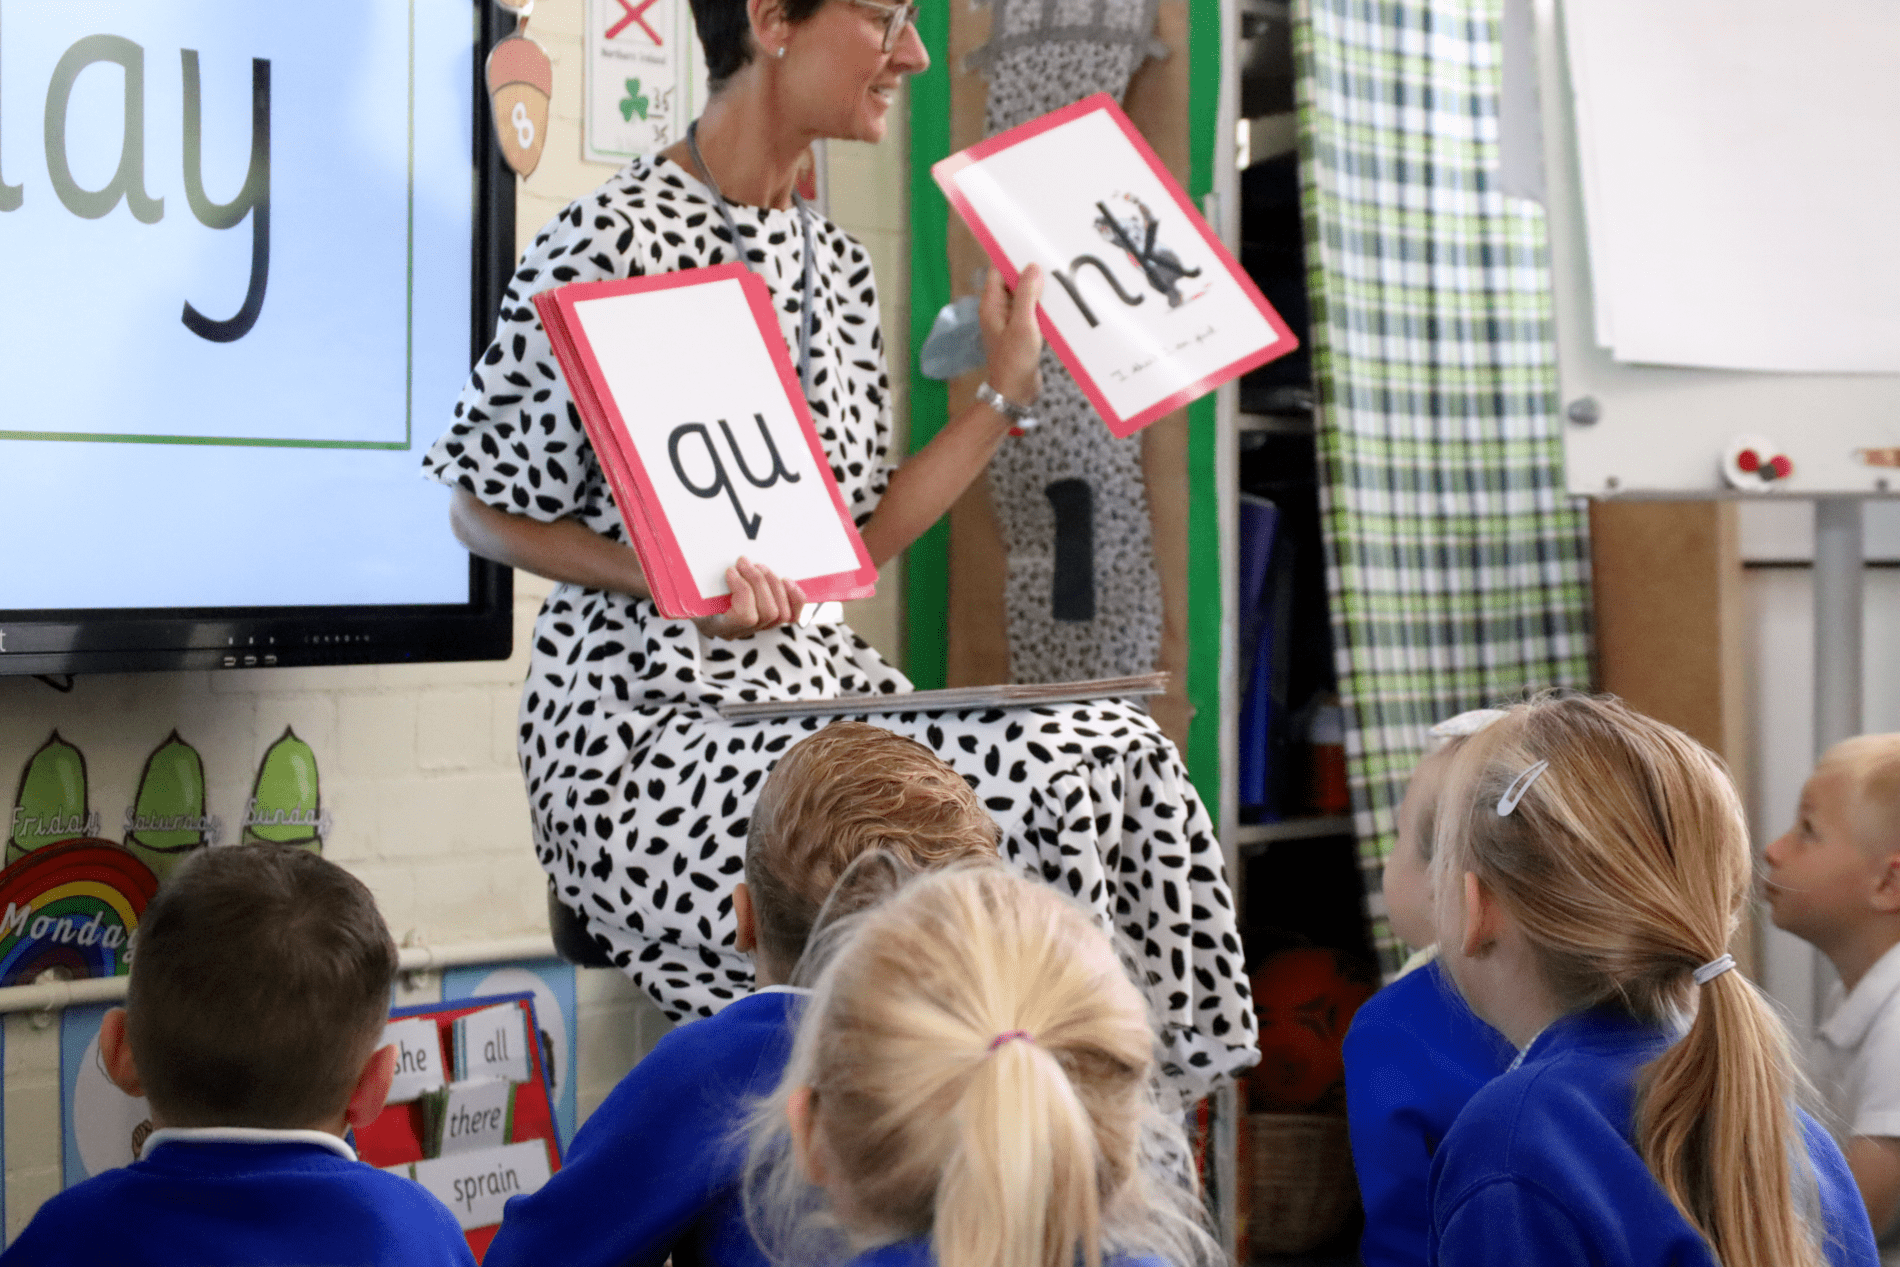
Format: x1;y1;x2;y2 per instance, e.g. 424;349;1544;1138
987;1030;1034;1053
1429;708;1508;740
1693;953;1737;986
1495;760;1550;817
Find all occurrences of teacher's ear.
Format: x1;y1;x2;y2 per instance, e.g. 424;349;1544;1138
747;0;794;56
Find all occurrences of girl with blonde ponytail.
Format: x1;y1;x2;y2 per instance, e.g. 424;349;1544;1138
744;865;1219;1267
1426;693;1878;1267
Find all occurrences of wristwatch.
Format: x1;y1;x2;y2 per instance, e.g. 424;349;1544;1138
976;381;1038;432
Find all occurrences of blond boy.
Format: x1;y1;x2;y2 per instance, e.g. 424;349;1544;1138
485;722;999;1267
1764;733;1900;1250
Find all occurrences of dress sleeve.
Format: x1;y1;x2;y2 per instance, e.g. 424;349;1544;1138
421;188;643;524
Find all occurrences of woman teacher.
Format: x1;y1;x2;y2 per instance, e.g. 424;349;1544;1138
423;0;1254;1097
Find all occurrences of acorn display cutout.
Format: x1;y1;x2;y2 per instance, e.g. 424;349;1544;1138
7;732;102;864
488;31;552;178
1723;435;1794;492
124;731;216;882
242;727;325;853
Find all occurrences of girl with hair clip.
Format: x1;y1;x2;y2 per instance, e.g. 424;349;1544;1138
745;865;1221;1267
1426;693;1879;1267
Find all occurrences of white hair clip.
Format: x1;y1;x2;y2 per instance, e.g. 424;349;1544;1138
1429;708;1508;740
1693;953;1736;986
1495;760;1550;817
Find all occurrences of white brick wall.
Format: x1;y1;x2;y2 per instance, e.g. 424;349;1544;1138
0;0;912;1237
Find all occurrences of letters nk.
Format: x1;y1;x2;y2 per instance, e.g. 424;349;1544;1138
1;30;272;342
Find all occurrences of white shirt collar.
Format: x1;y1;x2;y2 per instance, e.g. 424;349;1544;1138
142;1126;357;1162
1821;941;1900;1051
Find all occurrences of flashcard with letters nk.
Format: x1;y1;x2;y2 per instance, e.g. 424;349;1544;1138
935;95;1298;437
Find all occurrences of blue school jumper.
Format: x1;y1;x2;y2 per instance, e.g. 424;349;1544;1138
849;1237;1168;1267
0;1130;473;1266
484;987;803;1267
1428;1008;1880;1267
1343;958;1514;1267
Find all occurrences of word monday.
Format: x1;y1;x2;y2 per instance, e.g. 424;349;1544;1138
1;35;270;342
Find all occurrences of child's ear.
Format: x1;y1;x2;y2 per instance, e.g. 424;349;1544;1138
786;1085;828;1183
1460;871;1501;958
1871;851;1900;915
98;1008;145;1099
734;882;757;955
345;1044;399;1132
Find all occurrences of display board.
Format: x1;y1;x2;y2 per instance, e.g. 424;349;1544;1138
1533;0;1900;498
0;0;514;674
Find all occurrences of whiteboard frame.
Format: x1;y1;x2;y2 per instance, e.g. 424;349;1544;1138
1534;0;1900;500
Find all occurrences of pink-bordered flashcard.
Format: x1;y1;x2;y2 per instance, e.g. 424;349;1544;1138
533;265;877;619
934;95;1299;438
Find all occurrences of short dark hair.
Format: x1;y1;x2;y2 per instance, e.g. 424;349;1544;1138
689;0;827;90
126;845;398;1128
745;723;998;975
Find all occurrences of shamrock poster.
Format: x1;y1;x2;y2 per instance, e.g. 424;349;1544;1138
585;0;708;161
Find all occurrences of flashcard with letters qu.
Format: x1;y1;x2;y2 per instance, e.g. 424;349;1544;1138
533;266;877;618
934;95;1298;437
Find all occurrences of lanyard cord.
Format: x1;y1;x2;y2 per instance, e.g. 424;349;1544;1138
686;120;817;401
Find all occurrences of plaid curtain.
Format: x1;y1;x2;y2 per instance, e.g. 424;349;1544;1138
1293;0;1593;970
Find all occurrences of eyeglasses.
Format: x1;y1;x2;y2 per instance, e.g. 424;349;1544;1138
838;0;920;52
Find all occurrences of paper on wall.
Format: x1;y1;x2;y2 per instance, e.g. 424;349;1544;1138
1559;0;1900;372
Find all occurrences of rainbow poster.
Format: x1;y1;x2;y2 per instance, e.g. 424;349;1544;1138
2;733;160;987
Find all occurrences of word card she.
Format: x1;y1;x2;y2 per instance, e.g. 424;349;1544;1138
935;95;1298;437
534;265;877;618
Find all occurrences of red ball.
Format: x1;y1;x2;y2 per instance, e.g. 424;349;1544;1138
1736;449;1761;473
1769;455;1793;479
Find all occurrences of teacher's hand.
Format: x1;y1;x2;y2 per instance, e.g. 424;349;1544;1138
694;557;806;640
980;264;1045;407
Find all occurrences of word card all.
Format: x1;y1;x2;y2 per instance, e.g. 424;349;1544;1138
453;1002;531;1084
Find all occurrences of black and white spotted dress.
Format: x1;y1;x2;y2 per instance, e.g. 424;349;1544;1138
422;156;1256;1099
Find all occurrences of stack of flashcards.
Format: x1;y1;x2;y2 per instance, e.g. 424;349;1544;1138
717;672;1170;720
934;95;1297;437
358;995;562;1261
532;265;878;619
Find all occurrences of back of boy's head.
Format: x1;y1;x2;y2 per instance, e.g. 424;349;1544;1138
127;843;398;1129
1817;733;1900;857
746;866;1216;1267
744;723;999;974
1434;693;1824;1267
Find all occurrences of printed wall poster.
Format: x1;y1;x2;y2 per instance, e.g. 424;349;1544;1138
3;734;159;987
60;1002;152;1189
442;960;577;1147
585;0;706;162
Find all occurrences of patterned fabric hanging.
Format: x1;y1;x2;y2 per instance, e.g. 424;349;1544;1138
967;0;1170;684
1294;0;1593;970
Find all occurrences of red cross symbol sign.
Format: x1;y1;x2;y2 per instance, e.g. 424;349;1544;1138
606;0;664;44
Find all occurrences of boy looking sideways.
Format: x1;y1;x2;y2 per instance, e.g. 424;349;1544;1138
1765;733;1900;1258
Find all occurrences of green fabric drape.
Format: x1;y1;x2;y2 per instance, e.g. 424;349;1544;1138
1295;0;1593;969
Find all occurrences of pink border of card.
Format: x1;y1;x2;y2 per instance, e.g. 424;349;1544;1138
933;94;1299;438
533;264;878;619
